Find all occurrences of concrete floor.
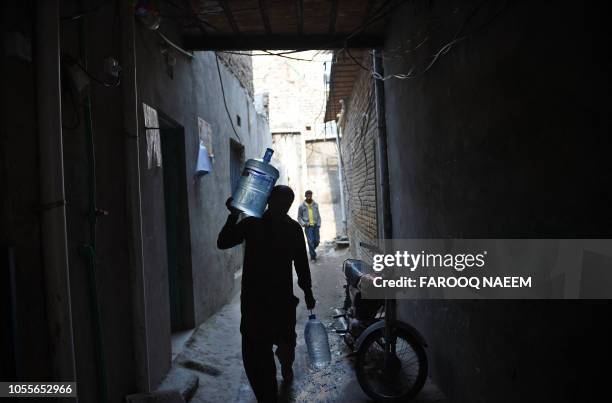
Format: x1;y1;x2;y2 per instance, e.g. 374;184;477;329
161;245;447;402
172;329;197;361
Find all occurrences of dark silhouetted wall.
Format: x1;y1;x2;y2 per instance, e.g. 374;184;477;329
383;1;611;402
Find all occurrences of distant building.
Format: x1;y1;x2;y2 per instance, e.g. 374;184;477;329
254;52;342;240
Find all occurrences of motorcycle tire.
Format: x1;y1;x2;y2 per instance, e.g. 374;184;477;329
355;327;428;402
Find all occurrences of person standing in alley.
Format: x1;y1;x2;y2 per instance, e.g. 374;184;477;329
297;190;321;262
217;185;316;403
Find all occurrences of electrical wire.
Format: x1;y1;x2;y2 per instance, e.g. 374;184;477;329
261;50;328;62
344;0;407;43
215;53;242;142
157;30;194;58
75;61;121;87
344;0;509;81
356;101;374;200
60;0;112;22
161;0;336;54
163;0;405;52
338;86;374;219
311;61;330;129
352;96;374;214
62;54;121;87
216;50;328;62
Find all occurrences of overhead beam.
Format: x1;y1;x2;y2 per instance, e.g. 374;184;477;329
363;0;375;25
182;34;383;50
258;0;272;35
181;0;209;35
296;0;303;35
329;0;338;36
330;67;363;74
331;65;364;72
327;86;356;91
327;79;360;84
219;0;239;34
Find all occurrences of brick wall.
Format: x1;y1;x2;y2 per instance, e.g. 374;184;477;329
338;59;379;262
217;52;254;100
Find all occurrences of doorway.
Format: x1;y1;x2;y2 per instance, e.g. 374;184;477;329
159;116;194;332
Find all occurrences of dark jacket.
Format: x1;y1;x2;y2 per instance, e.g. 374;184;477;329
217;210;312;337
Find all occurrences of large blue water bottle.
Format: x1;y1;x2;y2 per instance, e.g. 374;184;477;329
304;313;331;369
231;148;279;217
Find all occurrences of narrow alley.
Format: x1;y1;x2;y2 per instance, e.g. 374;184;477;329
2;1;611;403
161;245;445;403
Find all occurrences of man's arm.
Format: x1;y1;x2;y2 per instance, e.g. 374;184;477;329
217;197;247;249
297;204;306;227
315;203;322;227
293;225;315;309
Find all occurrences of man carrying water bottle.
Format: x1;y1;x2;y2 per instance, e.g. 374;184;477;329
218;185;316;403
297;190;321;262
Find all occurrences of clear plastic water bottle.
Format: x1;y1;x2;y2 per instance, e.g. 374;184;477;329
304;313;331;369
231;148;279;218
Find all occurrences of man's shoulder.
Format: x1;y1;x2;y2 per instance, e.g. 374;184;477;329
281;215;303;232
238;216;260;228
284;215;302;227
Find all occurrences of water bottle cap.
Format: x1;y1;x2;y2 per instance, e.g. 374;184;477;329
263;148;274;163
308;314;316;320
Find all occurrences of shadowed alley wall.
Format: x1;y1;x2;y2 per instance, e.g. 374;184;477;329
2;0;270;400
0;0;52;384
382;1;611;402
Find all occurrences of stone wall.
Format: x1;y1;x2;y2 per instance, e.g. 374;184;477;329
253;51;331;135
217;52;254;100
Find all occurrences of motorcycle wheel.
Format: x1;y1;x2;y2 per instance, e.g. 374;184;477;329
355;328;428;402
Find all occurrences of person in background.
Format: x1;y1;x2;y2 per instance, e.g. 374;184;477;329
297;190;321;262
217;185;316;403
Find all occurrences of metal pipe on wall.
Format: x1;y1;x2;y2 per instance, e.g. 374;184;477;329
35;0;77;386
76;6;108;400
334;122;347;236
120;0;152;392
373;49;393;239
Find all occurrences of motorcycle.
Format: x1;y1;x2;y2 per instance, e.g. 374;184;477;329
333;243;429;402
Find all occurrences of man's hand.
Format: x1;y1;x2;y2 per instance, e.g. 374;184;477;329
225;197;240;216
304;289;316;310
